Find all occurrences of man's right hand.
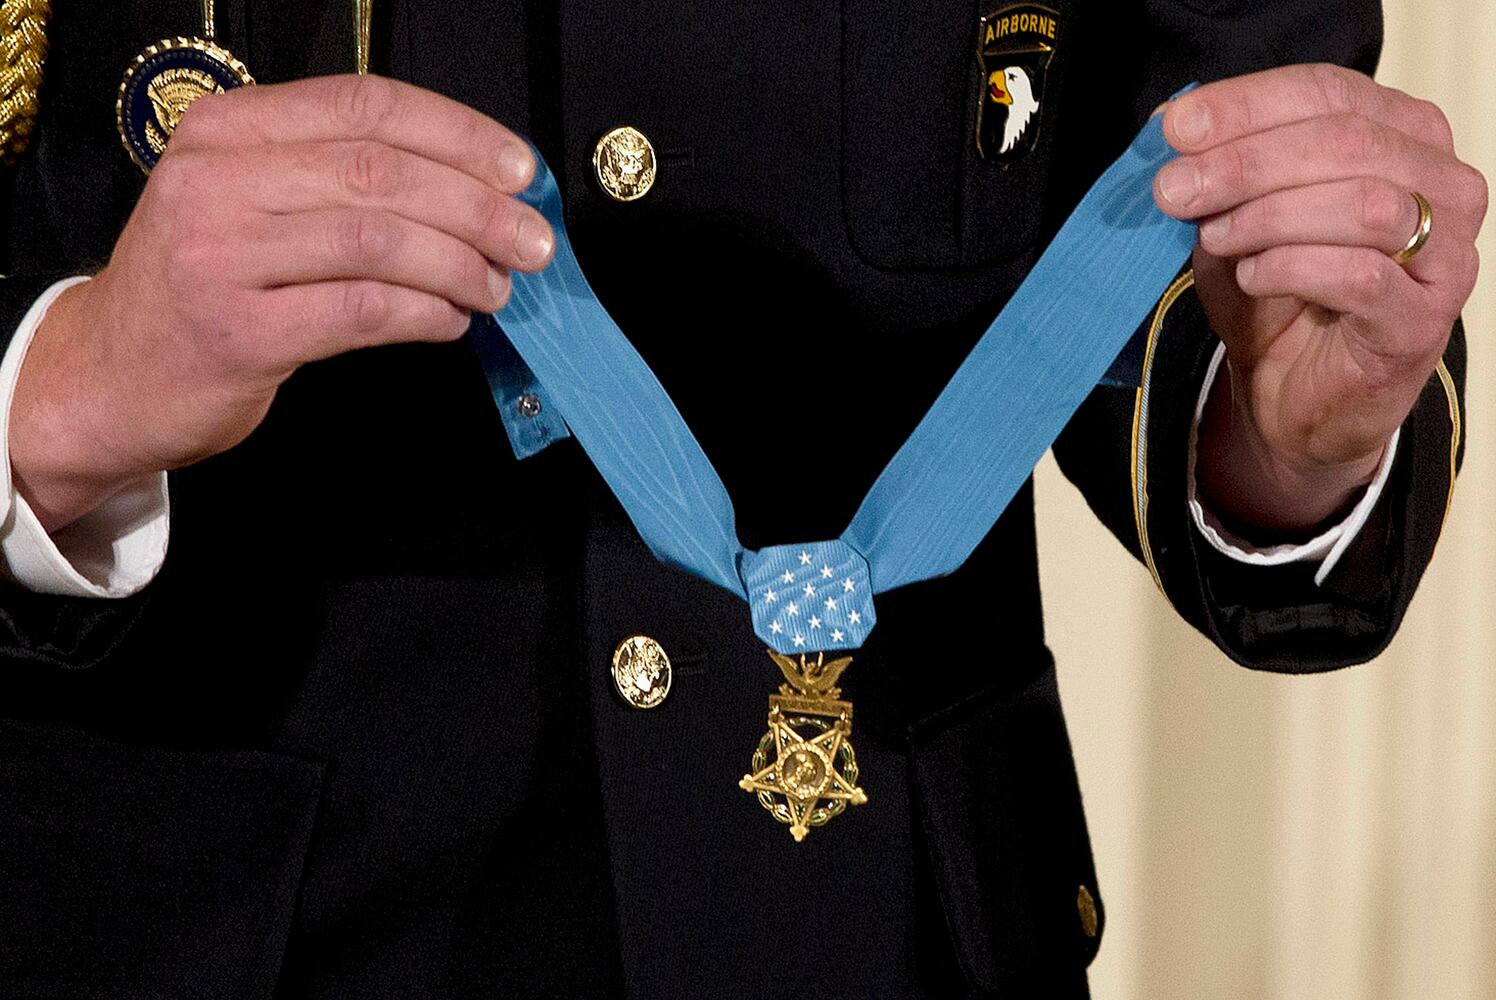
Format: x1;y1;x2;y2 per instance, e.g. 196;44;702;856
10;74;553;532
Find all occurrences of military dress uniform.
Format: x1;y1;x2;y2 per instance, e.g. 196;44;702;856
0;0;1466;997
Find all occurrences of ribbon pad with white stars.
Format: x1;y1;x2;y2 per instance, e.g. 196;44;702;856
740;541;876;654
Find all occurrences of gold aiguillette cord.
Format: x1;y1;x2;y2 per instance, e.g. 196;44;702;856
354;0;372;75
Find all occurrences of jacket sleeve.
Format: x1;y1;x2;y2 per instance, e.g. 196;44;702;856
1051;0;1467;673
0;11;155;670
1055;272;1464;673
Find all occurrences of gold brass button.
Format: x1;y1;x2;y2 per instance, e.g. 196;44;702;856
1077;884;1099;939
593;125;657;202
611;634;672;709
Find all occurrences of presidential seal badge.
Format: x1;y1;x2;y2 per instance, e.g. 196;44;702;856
739;651;868;842
117;36;253;173
975;3;1059;163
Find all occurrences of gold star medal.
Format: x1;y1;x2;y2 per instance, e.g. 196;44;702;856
735;544;876;841
740;651;868;841
117;1;253;173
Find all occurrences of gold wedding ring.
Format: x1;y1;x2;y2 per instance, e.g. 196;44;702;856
1393;191;1432;265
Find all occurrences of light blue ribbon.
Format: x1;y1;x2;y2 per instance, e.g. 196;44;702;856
493;114;1196;654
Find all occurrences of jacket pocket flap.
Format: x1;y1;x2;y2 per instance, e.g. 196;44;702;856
909;655;1103;993
0;719;324;999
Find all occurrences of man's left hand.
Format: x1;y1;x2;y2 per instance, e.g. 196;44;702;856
1154;63;1487;537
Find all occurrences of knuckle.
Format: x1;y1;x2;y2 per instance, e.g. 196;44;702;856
171;94;218;146
1463;245;1483;302
457;250;491;301
328;74;396;134
1310;63;1361;114
1331;114;1381;166
1215;141;1255;195
474;188;508;244
332;211;394;264
340;281;393;334
1358;179;1405;239
1458;163;1489;219
451;111;487;162
145;152;193;200
1346;253;1388;302
435;301;474;341
1451;244;1481;301
1244;193;1278;234
1416;98;1455;149
338;141;400;200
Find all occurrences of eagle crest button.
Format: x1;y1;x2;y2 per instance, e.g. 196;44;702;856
611;634;672;708
975;4;1059;163
593;126;656;202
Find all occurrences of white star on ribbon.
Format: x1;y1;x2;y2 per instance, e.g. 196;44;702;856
821;565;833;579
831;628;845;642
809;615;822;628
793;633;805;647
771;621;783;634
803;582;816;598
824;596;837;611
843;578;855;593
787;602;799;616
849;610;861;625
764;588;777;602
799;552;812;565
781;571;795;584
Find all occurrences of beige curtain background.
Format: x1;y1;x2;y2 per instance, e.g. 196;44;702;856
1040;4;1495;997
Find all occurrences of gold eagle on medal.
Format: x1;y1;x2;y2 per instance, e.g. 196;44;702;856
769;650;852;699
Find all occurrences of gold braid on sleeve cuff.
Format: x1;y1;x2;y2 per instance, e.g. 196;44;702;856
0;0;50;166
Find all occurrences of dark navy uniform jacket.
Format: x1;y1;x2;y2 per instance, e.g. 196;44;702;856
0;0;1465;997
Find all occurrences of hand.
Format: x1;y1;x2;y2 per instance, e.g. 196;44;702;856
10;74;553;532
1153;64;1486;536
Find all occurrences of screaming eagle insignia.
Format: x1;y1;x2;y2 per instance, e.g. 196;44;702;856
976;4;1059;163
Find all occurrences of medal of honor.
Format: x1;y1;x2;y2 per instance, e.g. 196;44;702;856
739;651;867;842
116;1;252;173
491;104;1199;842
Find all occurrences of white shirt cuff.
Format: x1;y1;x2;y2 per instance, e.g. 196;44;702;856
0;277;170;597
1187;343;1398;587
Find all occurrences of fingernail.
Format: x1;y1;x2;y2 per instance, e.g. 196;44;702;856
1175;104;1211;145
1200;215;1230;246
1236;257;1255;285
515;217;554;268
499;144;535;191
1158;161;1201;209
488;267;509;308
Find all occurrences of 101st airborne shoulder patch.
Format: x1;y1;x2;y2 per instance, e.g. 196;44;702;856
976;4;1059;164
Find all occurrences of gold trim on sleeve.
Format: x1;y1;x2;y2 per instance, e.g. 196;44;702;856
1130;269;1195;601
1130;278;1462;586
1434;358;1460;536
